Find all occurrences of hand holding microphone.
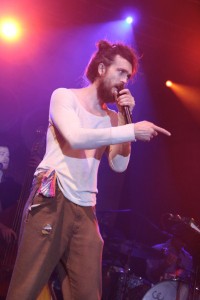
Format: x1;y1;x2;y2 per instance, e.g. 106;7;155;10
112;84;135;124
112;84;171;141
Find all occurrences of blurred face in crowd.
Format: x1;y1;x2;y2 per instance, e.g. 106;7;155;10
171;237;185;251
0;146;10;170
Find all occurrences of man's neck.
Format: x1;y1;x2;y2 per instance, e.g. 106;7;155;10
73;84;108;116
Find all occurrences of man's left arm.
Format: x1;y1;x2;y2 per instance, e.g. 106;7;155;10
107;89;135;172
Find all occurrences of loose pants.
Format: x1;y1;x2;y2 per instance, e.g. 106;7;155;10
6;175;103;300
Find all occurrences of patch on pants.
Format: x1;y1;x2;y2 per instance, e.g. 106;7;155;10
42;223;53;235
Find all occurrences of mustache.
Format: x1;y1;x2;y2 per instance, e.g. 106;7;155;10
115;83;125;92
112;83;125;99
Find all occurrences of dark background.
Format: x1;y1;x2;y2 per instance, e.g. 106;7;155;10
0;0;200;246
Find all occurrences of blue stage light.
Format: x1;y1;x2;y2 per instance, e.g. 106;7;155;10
125;16;133;24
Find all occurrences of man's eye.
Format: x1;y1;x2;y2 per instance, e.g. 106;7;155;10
119;70;125;76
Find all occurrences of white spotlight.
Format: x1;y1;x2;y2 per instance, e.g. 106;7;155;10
125;16;133;24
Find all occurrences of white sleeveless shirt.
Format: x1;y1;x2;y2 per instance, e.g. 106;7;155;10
35;88;135;206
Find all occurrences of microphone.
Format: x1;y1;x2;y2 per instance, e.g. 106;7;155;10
112;84;132;124
0;163;3;170
123;105;132;124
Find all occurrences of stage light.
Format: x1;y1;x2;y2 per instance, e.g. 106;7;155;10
125;16;133;24
0;18;22;41
166;82;200;122
166;80;173;87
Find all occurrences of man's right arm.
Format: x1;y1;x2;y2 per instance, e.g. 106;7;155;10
50;88;171;150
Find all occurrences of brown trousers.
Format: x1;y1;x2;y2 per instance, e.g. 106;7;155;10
6;175;103;300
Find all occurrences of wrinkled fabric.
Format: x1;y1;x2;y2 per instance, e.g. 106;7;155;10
37;169;56;198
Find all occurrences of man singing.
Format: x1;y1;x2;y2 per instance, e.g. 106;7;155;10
7;40;171;300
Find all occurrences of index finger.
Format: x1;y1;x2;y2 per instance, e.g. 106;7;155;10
118;89;132;97
153;125;171;136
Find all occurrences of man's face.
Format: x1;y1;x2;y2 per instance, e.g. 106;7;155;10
97;55;133;104
0;147;10;170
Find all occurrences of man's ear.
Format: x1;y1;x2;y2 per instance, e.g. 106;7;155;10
98;63;106;76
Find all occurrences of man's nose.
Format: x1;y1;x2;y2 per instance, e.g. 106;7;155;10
120;76;129;85
120;78;128;87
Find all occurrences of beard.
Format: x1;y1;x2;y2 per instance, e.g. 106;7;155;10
97;77;116;104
